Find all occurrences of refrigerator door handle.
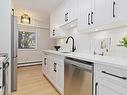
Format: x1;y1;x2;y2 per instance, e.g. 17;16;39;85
13;55;18;58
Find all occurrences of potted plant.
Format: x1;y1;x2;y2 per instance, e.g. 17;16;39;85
118;35;127;48
116;35;127;58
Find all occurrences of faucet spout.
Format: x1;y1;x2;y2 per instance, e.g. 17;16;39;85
66;36;76;52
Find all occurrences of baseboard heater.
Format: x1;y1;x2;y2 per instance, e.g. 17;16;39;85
18;61;42;67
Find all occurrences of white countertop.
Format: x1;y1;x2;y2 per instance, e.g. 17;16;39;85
43;50;127;70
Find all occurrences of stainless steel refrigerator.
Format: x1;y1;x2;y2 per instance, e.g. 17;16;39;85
11;15;18;91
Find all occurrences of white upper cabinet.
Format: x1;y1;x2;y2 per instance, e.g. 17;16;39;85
94;0;114;28
50;10;67;38
94;0;127;31
78;0;127;32
58;0;78;26
50;0;78;38
51;0;127;35
50;0;78;26
114;0;127;23
65;0;78;24
78;0;93;32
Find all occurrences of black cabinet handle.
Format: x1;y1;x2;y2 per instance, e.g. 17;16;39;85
65;13;69;22
102;71;127;80
44;58;46;65
88;13;91;25
95;82;98;95
91;12;94;24
113;1;116;18
53;29;55;36
54;63;57;72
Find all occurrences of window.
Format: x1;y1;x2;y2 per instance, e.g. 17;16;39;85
18;31;37;49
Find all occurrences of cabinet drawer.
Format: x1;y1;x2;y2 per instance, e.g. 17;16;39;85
95;64;127;88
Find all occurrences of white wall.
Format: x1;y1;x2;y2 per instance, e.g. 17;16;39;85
17;25;56;64
57;27;127;60
13;9;56;64
0;0;11;93
15;9;50;28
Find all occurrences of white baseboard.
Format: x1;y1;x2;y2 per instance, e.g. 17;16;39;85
18;61;42;67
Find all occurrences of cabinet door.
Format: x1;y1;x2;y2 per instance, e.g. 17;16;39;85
114;0;127;22
61;0;78;25
50;8;67;38
56;59;64;94
49;56;56;85
42;54;48;76
95;64;127;95
62;0;69;25
46;56;51;79
78;0;92;32
50;12;56;38
42;57;47;75
68;0;78;23
96;78;127;95
94;0;114;27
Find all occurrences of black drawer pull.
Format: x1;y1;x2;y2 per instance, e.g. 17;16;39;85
44;58;46;65
102;71;127;80
65;13;69;22
54;63;57;72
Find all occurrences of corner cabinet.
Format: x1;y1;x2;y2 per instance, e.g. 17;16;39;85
50;0;78;38
50;9;67;38
42;53;64;95
94;63;127;95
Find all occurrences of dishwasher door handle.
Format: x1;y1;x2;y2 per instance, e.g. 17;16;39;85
65;58;93;71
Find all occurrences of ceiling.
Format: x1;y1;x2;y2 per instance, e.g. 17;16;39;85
13;0;63;23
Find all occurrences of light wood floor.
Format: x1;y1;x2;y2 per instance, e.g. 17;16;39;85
11;65;59;95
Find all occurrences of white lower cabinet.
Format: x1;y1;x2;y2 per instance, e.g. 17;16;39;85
94;64;127;95
48;56;56;84
55;59;64;94
42;53;64;95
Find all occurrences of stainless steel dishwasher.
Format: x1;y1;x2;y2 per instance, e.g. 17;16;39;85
64;57;94;95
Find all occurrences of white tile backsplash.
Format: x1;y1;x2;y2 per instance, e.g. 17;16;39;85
57;27;127;60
